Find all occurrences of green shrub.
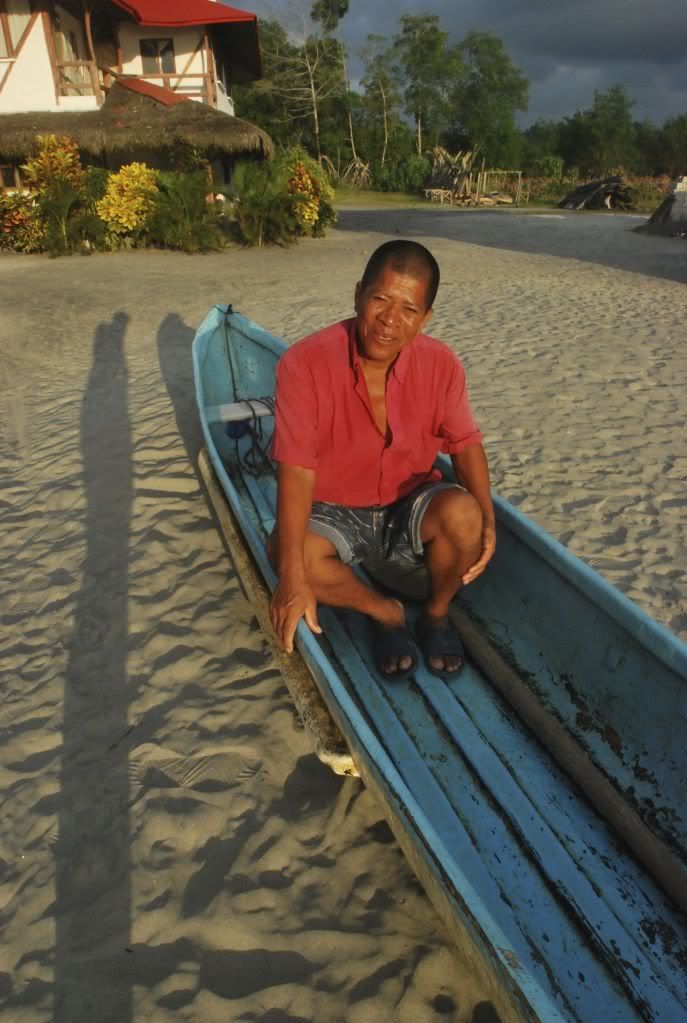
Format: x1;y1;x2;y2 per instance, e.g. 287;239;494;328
527;154;564;179
372;155;431;193
83;166;109;208
231;159;298;247
149;171;224;252
38;178;83;256
0;191;46;252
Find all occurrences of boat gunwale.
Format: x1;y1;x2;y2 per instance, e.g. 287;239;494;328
192;304;573;1022
192;303;687;1023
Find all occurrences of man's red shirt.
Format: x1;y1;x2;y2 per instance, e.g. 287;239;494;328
271;318;482;507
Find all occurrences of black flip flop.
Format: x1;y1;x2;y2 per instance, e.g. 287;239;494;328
416;615;465;679
373;622;418;680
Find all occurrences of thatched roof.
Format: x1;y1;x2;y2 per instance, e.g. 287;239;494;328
0;80;272;161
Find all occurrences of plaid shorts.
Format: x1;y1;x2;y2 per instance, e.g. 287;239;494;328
308;481;460;567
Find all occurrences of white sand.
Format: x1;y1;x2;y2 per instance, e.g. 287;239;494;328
0;209;685;1021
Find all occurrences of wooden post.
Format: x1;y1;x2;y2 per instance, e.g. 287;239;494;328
81;3;103;103
42;9;61;102
204;31;217;106
115;21;123;72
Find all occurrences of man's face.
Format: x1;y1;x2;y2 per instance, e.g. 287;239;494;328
354;265;433;366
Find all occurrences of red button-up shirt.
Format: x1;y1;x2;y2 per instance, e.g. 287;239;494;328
271;318;482;507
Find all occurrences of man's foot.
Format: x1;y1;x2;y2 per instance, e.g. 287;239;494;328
373;598;417;678
416;611;464;678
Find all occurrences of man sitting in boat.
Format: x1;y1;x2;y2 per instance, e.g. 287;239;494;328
268;240;495;679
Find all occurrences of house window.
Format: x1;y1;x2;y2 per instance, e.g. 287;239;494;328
140;38;175;75
1;165;17;189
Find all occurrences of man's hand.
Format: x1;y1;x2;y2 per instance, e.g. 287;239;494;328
270;576;322;654
461;520;496;586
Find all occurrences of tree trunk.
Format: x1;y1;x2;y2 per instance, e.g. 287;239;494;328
304;42;322;164
379;80;388;168
339;38;357;161
417;111;422;157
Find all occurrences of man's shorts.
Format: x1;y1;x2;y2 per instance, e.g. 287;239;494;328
308;481;461;568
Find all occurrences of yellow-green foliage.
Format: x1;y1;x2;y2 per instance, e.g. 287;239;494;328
282;149;336;237
96;162;159;236
0;192;46;252
21;134;84;195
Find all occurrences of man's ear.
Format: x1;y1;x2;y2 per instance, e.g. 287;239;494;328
421;307;433;331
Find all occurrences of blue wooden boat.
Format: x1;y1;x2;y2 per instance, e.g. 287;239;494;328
193;304;687;1023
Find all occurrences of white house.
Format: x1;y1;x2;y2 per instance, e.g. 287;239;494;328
0;0;261;117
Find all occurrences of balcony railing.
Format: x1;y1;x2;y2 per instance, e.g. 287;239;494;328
54;62;215;107
134;72;215;106
56;59;101;99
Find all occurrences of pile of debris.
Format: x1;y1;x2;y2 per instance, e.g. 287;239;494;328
636;176;687;238
558;176;633;211
424;148;477;205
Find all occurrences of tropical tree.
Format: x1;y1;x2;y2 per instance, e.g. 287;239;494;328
233;20;304;150
657;113;687;177
310;0;357;159
587;85;637;173
446;31;528;166
392;14;453;156
360;34;402;168
559;86;637;175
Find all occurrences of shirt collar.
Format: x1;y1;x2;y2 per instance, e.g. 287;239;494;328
347;317;414;382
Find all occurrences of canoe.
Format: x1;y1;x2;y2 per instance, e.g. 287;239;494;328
192;304;687;1023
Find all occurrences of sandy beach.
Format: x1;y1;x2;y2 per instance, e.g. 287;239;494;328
0;208;685;1022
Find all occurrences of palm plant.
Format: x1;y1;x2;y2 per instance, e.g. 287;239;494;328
231;160;298;247
149;171;224;253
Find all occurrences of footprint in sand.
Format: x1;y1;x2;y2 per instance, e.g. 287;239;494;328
129;742;261;797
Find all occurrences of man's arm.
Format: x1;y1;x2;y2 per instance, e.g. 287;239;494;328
269;462;322;654
451;444;496;585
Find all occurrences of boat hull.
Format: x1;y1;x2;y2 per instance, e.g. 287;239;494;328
193;304;687;1023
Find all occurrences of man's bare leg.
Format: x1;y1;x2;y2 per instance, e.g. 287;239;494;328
267;531;412;672
419;489;483;672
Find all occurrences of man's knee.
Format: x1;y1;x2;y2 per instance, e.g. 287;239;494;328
422;490;483;545
268;529;338;575
303;530;339;574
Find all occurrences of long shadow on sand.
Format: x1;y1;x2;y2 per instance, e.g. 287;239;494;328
54;312;133;1023
156;311;205;467
336;207;687;284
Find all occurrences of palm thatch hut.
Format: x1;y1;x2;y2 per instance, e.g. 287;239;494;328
0;78;271;184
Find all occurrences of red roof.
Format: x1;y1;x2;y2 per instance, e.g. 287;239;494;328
112;0;255;28
115;77;191;105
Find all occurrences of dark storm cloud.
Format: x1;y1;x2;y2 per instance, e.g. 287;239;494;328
242;0;687;123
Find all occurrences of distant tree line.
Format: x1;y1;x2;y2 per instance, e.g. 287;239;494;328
234;5;686;186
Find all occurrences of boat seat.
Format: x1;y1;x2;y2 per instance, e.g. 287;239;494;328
207;399;274;425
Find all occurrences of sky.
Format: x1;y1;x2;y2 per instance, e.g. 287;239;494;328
238;0;687;126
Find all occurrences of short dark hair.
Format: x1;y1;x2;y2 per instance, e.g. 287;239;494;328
360;240;440;310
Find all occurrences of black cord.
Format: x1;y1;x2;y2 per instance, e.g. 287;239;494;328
219;306;275;478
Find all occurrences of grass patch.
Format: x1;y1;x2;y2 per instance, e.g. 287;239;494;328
334;187;428;208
